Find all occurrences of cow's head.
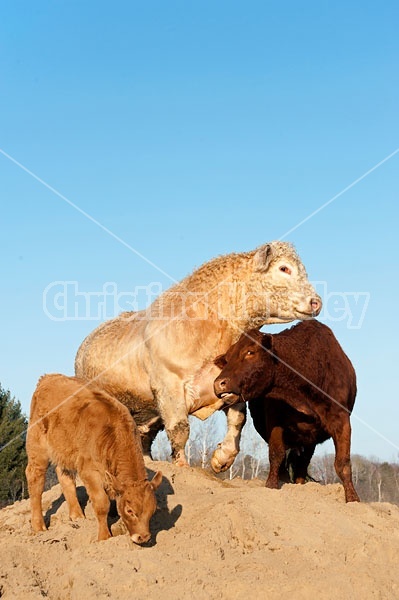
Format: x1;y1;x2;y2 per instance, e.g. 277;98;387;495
249;242;322;324
106;470;162;545
214;329;275;402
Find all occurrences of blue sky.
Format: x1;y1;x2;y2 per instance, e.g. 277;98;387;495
1;1;398;460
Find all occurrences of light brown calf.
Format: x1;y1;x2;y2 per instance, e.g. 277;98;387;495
26;374;162;543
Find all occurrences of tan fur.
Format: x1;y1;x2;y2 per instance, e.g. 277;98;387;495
25;374;162;542
75;242;321;467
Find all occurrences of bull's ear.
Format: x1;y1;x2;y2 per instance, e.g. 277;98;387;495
253;243;274;272
150;471;162;491
214;353;227;369
105;471;123;497
261;333;273;352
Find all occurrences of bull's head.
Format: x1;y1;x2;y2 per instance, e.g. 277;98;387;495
214;329;275;402
250;242;322;324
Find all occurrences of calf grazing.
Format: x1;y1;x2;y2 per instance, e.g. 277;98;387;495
26;374;162;542
214;320;359;502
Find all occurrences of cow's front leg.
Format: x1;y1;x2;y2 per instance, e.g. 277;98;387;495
331;417;360;503
211;403;246;473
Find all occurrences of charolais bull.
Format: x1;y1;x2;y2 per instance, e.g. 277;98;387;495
75;242;321;471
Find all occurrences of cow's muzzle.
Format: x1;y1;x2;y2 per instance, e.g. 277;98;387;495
214;377;240;404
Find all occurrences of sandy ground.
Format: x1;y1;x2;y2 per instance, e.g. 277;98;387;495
1;460;399;600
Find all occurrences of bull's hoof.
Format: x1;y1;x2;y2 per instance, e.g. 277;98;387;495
172;449;189;467
210;447;237;473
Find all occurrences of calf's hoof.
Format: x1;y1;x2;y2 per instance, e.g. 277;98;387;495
69;508;85;520
32;521;47;533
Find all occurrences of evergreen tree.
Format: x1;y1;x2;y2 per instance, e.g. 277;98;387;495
0;384;28;506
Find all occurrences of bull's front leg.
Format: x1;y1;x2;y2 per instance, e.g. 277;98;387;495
154;378;190;467
166;414;190;466
211;402;247;473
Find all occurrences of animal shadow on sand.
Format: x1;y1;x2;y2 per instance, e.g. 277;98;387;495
144;468;182;547
44;471;182;546
44;485;89;528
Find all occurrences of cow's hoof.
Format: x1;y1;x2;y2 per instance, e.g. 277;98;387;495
210;447;236;473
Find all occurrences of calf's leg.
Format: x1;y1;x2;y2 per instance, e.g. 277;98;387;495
80;469;111;541
26;461;48;532
331;418;360;503
211;403;247;473
265;426;286;488
56;466;84;520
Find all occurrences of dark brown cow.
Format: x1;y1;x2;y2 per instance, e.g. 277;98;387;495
26;374;162;542
213;320;359;502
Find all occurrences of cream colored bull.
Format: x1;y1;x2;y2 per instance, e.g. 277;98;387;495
75;242;322;470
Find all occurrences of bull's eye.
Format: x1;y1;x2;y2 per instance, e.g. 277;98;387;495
279;265;292;275
246;350;254;356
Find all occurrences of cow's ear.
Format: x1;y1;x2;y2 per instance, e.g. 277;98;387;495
214;353;227;369
261;333;273;352
253;243;274;272
105;471;122;497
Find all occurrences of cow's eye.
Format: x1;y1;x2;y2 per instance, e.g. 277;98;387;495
279;266;292;275
246;350;254;356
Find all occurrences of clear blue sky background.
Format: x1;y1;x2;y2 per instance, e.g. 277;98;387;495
1;1;398;460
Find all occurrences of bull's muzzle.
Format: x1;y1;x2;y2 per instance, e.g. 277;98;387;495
310;297;322;315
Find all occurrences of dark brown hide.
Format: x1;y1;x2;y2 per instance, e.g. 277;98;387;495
214;320;359;502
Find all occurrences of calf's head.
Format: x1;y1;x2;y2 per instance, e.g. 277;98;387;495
106;470;162;545
214;329;275;401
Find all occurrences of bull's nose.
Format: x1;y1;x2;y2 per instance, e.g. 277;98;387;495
310;297;321;315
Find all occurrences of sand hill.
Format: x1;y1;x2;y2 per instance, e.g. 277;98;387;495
1;460;399;599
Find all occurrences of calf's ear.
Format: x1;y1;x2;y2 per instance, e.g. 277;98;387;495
253;244;274;272
214;353;227;369
150;471;163;491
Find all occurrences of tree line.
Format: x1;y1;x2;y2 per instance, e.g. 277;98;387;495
1;384;398;507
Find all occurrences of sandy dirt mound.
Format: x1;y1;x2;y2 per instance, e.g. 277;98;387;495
1;460;399;599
